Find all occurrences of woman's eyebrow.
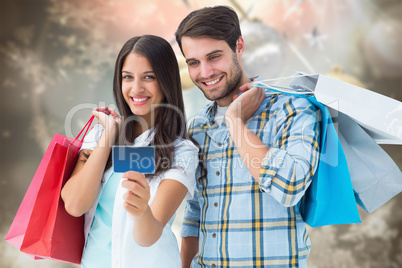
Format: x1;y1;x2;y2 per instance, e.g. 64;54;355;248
143;71;155;74
121;70;154;74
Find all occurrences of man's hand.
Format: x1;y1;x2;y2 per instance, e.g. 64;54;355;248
226;82;265;123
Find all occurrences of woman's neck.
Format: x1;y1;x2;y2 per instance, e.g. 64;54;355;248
131;109;158;141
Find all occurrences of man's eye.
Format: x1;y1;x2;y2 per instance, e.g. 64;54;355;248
210;55;220;60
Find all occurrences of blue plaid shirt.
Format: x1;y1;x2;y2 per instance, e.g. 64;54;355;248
181;89;320;268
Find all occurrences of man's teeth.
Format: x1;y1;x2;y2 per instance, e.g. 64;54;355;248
205;78;221;86
132;97;149;102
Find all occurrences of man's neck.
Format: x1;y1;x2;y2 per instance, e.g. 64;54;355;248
216;88;240;107
216;75;251;107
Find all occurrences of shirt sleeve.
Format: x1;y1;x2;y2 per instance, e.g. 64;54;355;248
258;96;320;207
180;192;201;237
80;124;104;151
160;138;199;200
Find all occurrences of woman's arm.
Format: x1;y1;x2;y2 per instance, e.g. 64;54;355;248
61;107;119;217
180;193;201;267
121;171;188;247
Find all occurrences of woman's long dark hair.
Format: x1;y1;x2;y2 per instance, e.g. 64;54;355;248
103;35;203;178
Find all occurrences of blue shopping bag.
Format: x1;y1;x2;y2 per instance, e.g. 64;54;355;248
300;96;361;227
254;78;361;227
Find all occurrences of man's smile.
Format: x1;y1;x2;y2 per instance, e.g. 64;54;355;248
200;75;224;87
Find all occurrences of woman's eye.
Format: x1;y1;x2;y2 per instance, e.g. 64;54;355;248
145;75;155;80
122;75;133;79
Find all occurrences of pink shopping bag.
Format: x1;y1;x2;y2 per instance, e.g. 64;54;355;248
5;116;95;264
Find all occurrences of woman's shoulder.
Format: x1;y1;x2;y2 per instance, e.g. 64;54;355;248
80;124;104;151
173;137;199;153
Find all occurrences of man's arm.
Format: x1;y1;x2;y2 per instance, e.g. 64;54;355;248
225;85;268;182
181;236;199;268
226;116;269;182
226;84;320;207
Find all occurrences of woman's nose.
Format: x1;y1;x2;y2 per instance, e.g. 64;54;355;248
131;79;145;94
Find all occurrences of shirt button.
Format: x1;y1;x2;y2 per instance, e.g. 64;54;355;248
216;171;220;176
214;202;218;207
217;142;222;147
211;120;215;125
212;233;216;238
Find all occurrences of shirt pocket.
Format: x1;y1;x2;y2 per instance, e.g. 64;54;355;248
228;154;255;184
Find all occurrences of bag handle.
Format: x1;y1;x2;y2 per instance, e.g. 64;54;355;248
73;115;95;157
251;72;316;96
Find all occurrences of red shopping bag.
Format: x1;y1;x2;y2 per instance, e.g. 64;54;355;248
5;116;95;264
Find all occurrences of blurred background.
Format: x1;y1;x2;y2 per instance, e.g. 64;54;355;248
1;0;401;267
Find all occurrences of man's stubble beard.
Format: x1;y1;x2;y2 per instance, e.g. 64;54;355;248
197;53;244;102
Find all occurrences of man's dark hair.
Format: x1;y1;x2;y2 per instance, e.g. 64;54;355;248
175;5;242;54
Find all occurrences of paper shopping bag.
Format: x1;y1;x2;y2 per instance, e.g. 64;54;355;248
20;140;84;263
299;97;361;227
289;73;402;144
254;79;361;227
5;134;69;252
287;74;402;213
5;116;95;264
335;110;402;213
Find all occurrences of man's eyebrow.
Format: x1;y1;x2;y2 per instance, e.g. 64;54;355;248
185;50;224;63
206;50;223;57
185;58;196;64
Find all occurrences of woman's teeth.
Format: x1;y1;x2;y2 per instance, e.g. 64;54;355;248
132;97;149;102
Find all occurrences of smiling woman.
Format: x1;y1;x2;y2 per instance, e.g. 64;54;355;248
59;35;202;268
121;53;164;128
2;1;402;267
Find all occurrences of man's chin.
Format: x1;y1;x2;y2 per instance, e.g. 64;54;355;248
198;86;234;102
202;91;221;101
197;86;217;101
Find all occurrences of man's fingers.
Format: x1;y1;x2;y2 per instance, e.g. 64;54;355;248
239;83;252;92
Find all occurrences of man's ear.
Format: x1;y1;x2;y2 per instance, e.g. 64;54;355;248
236;36;245;54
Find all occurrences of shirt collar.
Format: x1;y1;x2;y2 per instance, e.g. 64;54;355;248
206;101;218;119
199;76;272;129
134;127;156;147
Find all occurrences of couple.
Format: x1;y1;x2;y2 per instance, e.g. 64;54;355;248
62;5;321;268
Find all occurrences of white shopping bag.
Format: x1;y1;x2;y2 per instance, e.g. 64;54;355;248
288;73;402;144
335;110;402;213
285;73;402;213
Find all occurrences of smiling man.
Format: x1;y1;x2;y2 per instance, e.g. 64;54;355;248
182;36;244;107
175;6;321;268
